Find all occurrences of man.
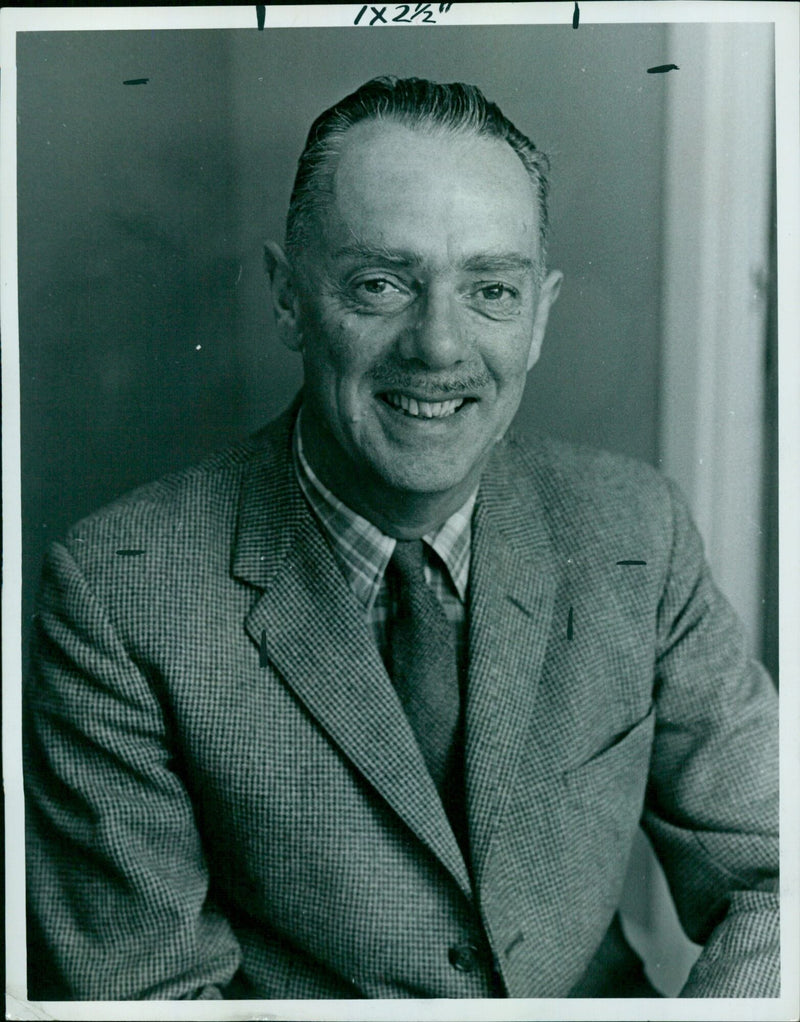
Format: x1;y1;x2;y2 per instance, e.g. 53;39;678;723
25;77;778;1001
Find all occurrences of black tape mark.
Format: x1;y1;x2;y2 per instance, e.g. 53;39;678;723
256;5;265;30
647;64;679;74
116;548;145;557
572;2;579;29
617;559;647;565
567;606;574;641
260;629;269;668
123;78;149;86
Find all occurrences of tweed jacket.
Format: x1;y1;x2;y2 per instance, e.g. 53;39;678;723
24;405;779;1001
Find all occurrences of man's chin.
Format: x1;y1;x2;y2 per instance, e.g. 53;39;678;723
367;450;487;503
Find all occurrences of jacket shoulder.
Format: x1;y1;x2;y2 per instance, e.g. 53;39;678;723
494;430;681;558
508;431;671;502
60;415;290;563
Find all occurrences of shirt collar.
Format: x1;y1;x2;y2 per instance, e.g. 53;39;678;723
293;408;474;611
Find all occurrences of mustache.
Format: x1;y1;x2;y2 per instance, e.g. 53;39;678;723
368;363;491;395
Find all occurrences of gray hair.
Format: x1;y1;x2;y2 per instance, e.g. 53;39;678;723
285;76;551;266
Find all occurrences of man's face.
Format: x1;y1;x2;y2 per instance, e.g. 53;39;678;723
274;119;561;513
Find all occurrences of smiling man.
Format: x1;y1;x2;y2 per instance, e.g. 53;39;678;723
25;77;778;1002
266;114;561;537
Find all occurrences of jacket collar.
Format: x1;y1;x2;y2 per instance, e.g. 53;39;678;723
230;401;305;591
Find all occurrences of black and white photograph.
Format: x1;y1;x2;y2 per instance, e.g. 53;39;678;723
2;4;798;1020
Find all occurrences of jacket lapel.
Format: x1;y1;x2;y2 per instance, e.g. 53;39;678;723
465;442;560;884
231;411;472;899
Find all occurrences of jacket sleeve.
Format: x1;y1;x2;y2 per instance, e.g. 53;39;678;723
644;480;779;997
24;540;242;1000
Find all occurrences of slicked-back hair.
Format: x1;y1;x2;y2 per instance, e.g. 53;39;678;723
285;76;551;269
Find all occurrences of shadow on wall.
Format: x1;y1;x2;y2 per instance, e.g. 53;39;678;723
620;830;702;995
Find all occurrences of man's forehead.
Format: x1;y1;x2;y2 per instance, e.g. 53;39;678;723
317;119;541;263
332;116;528;187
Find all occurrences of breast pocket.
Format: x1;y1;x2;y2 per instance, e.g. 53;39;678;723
566;705;656;778
563;706;656;853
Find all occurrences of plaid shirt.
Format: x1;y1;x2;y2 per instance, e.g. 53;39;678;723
293;410;474;669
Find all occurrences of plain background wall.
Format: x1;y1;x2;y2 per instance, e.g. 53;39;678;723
18;24;669;640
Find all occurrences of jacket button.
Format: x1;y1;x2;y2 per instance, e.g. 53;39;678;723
448;943;480;973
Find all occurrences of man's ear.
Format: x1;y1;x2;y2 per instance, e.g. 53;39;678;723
264;241;304;352
527;269;563;371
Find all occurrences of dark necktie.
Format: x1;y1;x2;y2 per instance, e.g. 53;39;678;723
385;540;463;798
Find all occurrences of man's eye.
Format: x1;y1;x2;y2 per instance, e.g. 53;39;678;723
357;278;400;296
349;277;413;313
477;283;517;301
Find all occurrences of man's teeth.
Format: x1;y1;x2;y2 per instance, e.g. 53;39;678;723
383;393;465;419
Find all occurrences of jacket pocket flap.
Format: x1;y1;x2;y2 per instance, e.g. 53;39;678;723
564;705;656;780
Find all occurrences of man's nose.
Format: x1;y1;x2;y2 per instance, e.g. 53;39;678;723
399;289;469;369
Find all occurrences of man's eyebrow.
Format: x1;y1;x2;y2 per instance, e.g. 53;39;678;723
332;245;535;274
332;243;421;267
461;253;535;273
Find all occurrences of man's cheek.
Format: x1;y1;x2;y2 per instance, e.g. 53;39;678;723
314;314;366;367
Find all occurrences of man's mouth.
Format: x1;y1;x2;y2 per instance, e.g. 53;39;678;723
379;392;468;419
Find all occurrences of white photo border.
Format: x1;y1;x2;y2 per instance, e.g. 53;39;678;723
2;4;798;1020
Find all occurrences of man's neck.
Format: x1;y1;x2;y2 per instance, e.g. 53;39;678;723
299;412;482;540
